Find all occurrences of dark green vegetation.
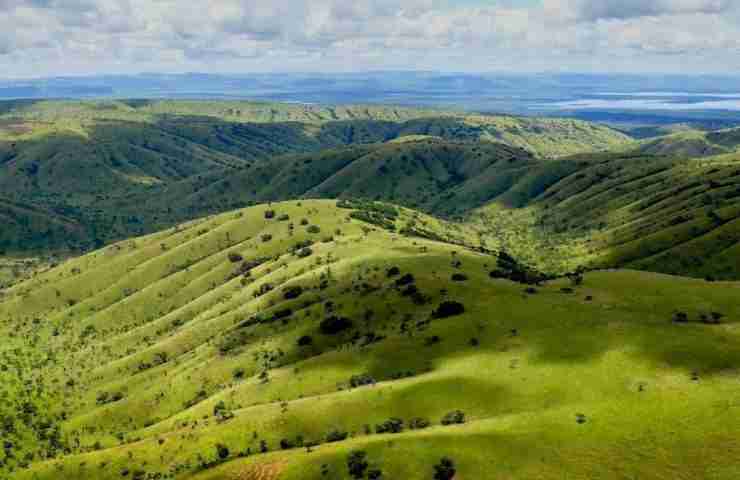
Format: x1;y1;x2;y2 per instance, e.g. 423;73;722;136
0;99;629;253
1;200;738;480
637;127;740;158
3;100;740;282
472;151;740;280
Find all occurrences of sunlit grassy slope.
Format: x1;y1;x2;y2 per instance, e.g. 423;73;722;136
469;151;740;279
638;127;740;158
1;200;738;480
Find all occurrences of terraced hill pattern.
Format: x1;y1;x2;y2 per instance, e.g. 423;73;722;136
0;100;739;480
2;201;739;480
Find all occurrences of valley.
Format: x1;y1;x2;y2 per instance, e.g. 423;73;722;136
0;100;738;480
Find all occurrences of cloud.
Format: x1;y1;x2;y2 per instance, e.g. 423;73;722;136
0;0;739;76
547;0;735;22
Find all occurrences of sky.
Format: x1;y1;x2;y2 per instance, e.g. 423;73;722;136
1;0;739;78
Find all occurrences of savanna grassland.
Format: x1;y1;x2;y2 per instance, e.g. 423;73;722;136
1;200;739;480
1;100;739;480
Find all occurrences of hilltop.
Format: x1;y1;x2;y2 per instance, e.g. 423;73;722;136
1;200;738;480
637;127;740;158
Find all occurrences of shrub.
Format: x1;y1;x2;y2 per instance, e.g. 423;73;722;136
375;418;404;434
395;273;415;286
433;457;456;480
326;429;348;443
409;417;430;430
307;225;321;234
297;335;313;347
296;247;313;258
300;218;309;226
432;301;465;319
673;312;689;323
280;438;294;450
277;214;290;221
386;266;400;277
216;443;230;460
349;373;376;388
320;316;353;335
261;234;273;243
272;309;293;322
283;286;304;300
424;335;441;346
441;410;465;425
264;210;276;219
367;469;383;479
347;451;369;479
451;273;468;282
228;252;243;263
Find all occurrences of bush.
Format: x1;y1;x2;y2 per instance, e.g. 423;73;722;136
441;410;465;425
261;234;273;243
424;335;441;346
451;273;468;282
296;247;313;258
673;312;688;323
326;429;349;443
264;210;276;219
349;373;376;388
280;438;294;450
395;273;415;286
375;418;404;434
283;285;304;300
297;335;313;347
228;252;243;263
432;301;465;319
307;225;321;234
409;417;430;430
386;266;400;277
300;218;309;226
320;316;353;335
216;443;230;460
277;214;290;221
347;451;369;479
433;457;456;480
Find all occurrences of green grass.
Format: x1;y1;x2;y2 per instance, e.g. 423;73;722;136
638;127;740;158
0;99;631;256
1;200;738;479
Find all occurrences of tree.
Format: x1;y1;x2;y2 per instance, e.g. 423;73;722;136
215;443;230;460
433;457;456;480
347;451;369;479
441;410;465;425
432;301;465;319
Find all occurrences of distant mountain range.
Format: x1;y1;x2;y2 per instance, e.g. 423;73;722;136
2;73;740;128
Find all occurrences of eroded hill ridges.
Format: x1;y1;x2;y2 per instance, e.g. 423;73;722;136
134;146;740;279
471;151;740;279
638;126;740;158
1;200;739;480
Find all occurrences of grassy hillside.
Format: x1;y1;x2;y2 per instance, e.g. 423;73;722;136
638;127;740;158
1;200;738;480
0;100;631;159
470;151;740;279
121;140;537;228
0;99;630;254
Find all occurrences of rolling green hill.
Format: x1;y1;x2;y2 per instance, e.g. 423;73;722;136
638;127;740;158
1;200;738;480
123;140;538;226
470;151;740;279
0;100;631;255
